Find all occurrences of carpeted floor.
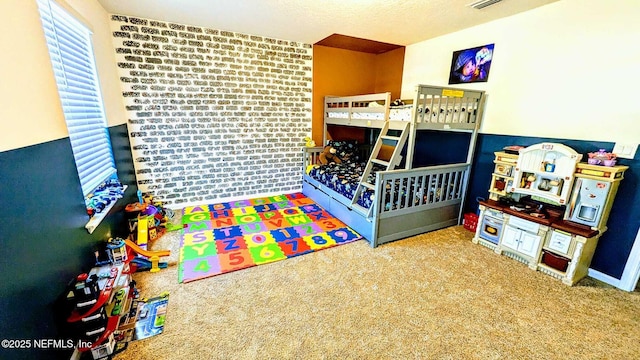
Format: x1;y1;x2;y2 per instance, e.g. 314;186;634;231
114;211;640;360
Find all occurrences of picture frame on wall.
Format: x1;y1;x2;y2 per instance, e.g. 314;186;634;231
448;43;494;84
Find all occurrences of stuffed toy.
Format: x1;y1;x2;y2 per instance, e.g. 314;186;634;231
318;145;342;165
391;99;405;107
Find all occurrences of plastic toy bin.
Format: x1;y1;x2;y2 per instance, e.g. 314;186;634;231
463;213;478;232
542;250;570;272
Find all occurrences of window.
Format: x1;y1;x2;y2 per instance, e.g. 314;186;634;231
36;0;118;201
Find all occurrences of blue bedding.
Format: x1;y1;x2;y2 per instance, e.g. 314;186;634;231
307;140;384;209
307;140;452;212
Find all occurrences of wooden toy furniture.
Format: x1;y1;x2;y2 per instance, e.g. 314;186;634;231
539;222;601;285
472;145;628;286
474;198;602;285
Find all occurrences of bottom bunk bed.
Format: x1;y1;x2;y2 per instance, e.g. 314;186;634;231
302;142;471;247
305;84;484;247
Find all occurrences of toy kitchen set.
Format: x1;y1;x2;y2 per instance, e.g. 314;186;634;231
472;143;628;286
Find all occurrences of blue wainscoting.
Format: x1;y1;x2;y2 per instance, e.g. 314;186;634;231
0;124;136;360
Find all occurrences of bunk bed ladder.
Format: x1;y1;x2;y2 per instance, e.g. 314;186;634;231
351;121;410;217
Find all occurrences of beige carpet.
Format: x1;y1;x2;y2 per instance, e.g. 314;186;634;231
115;215;640;360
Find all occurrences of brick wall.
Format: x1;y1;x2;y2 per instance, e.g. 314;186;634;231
109;15;312;206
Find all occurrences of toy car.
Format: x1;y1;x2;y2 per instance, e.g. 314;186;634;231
111;289;126;316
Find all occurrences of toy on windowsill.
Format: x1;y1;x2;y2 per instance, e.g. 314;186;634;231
86;178;125;217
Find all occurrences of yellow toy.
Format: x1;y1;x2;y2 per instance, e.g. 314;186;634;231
304;136;316;147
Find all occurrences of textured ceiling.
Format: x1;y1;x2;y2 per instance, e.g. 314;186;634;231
97;0;559;46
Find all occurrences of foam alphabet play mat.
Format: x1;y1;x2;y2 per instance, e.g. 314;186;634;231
178;193;362;283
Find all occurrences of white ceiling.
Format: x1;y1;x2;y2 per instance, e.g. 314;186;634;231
96;0;559;46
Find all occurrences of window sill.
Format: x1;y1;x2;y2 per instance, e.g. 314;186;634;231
85;185;128;234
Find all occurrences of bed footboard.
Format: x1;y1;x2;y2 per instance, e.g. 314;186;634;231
302;148;471;247
303;146;323;169
371;163;470;247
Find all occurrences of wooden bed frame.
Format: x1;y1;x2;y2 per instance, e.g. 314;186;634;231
303;84;486;247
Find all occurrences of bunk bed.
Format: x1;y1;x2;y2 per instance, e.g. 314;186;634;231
302;84;486;247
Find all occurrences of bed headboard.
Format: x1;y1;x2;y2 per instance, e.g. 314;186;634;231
411;85;485;131
322;86;485;132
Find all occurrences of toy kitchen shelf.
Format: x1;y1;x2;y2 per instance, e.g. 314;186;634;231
488;151;519;201
510;143;582;205
473;143;628;286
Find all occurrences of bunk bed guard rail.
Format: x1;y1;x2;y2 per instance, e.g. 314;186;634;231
371;163;471;246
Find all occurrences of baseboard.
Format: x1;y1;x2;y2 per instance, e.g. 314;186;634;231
587;268;621;288
618;227;640;292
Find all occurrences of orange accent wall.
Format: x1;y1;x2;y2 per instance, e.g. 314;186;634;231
374;47;405;101
312;45;404;146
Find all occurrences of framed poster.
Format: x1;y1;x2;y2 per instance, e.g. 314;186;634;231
448;44;494;84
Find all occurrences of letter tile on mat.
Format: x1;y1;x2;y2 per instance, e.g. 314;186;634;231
263;217;291;230
182;231;214;246
249;243;287;265
184;221;213;233
177;193;362;283
243;232;277;248
293;223;324;237
270;226;301;242
328;228;361;243
183;205;211;215
183;212;212;224
215;237;248;253
182;241;217;259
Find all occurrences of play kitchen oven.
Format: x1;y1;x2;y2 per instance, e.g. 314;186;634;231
478;207;504;244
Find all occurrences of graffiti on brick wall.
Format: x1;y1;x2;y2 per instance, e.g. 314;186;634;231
110;15;313;206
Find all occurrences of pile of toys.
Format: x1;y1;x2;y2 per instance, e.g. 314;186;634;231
62;189;177;359
125;191;178;246
64;237;170;359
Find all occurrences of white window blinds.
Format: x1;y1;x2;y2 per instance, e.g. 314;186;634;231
37;0;117;197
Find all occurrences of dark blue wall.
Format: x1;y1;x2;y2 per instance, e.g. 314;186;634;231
411;131;639;279
464;134;639;279
0;125;637;358
0;124;136;360
412;130;472;166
